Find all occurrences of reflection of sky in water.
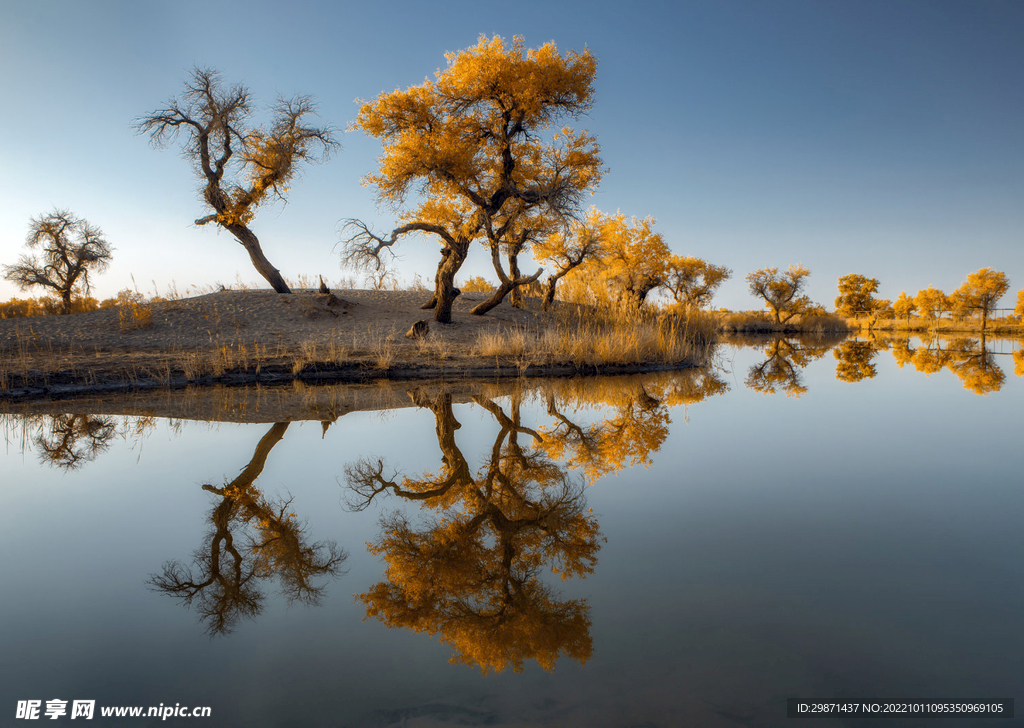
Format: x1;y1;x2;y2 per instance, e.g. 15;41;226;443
2;345;1023;727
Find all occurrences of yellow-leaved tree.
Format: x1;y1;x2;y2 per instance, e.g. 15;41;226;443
746;265;812;323
342;35;603;323
531;207;607;310
136;68;338;293
957;268;1010;332
914;286;949;323
596;213;671;309
834;274;881;318
892;291;917;324
663;256;732;310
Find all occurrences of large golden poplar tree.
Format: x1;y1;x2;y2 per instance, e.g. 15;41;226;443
342;35;603;323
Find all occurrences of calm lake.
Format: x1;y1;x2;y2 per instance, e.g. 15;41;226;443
3;335;1022;727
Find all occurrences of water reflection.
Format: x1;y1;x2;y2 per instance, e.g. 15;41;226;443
741;335;837;397
885;334;1011;394
833;339;878;383
30;414;118;470
150;422;348;635
345;389;601;674
729;333;1022;396
344;372;728;673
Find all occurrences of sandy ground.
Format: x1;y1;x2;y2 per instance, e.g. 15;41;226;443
0;288;545;353
0;288;694;400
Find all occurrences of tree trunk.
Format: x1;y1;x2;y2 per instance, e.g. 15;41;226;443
226;224;291;294
471;267;543;316
542;277;557;311
508;255;523;308
60;289;72;315
432;245;469;324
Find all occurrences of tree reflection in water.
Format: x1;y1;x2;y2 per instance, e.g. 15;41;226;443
890;335;1006;395
33;414;118;470
150;422;347;635
743;336;834;397
345;373;728;673
833;340;878;383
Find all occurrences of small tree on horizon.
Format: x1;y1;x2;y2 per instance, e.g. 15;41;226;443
834;274;881;318
914;286;949;323
893;291;917;324
664;256;732;310
746;265;812;323
958;268;1009;332
3;209;113;314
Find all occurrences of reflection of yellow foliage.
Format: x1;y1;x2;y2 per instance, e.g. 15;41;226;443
745;337;830;396
892;336;1006;395
1014;348;1024;378
911;345;949;375
349;391;604;673
890;338;916;368
347;374;728;673
945;339;1004;395
833;340;877;383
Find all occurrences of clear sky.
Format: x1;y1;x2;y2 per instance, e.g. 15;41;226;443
1;0;1021;310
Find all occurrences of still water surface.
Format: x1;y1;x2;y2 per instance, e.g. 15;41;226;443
2;337;1022;727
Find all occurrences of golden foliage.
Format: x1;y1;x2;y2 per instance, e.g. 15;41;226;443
893;291;917;322
116;289;153;331
835;274;880;318
746;265;812;323
664;255;731;310
833;340;877;382
914;286;949;321
460;275;495;293
347;36;602;320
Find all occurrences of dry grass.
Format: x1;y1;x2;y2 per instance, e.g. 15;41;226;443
372;334;397;370
472;306;715;368
855;315;1024;336
0;290;719;397
718;310;851;334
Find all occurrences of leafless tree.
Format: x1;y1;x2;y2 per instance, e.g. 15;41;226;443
135;68;338;293
3;209;113;314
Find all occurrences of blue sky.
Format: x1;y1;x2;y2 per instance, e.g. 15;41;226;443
1;0;1021;310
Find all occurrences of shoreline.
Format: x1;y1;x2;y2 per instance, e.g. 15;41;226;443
0;288;711;403
0;357;702;403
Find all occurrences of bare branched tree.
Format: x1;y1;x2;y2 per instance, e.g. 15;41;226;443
135;68;338;293
3;209;113;314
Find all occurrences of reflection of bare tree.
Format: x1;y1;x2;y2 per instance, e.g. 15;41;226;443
151;422;347;636
34;414;118;470
833;340;878;383
745;337;831;396
346;390;601;674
